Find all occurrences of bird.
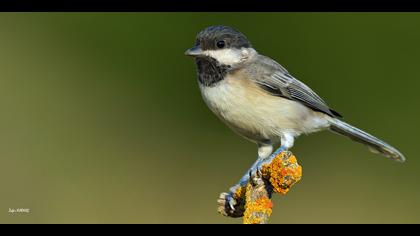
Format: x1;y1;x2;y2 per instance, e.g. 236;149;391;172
185;25;405;214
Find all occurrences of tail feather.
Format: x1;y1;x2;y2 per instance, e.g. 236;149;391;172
328;118;405;162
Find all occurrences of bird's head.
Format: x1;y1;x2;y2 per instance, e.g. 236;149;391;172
185;25;256;67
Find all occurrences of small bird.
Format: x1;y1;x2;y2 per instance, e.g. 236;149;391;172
185;25;405;212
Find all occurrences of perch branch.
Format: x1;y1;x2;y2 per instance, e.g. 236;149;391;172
218;151;302;224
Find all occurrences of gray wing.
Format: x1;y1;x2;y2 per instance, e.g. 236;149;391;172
251;55;342;118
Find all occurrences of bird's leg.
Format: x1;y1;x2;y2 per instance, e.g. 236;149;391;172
235;144;274;189
248;145;287;179
218;144;273;217
217;156;260;217
248;134;295;184
258;133;294;166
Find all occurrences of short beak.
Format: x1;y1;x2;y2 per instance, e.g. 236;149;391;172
184;45;203;57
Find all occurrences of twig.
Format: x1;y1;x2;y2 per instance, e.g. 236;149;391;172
243;173;273;224
218;151;302;224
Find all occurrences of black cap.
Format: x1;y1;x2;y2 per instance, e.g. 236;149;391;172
195;25;251;51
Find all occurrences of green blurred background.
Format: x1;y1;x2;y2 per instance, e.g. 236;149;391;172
0;13;419;223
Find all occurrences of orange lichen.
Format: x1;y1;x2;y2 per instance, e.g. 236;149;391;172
227;151;302;223
261;151;302;195
234;185;246;199
243;183;273;224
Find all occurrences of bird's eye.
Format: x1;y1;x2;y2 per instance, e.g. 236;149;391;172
216;40;225;49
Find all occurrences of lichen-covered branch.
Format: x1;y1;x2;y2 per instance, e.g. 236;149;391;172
218;151;302;224
243;174;273;224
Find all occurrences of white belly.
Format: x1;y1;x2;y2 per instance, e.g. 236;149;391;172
199;75;329;143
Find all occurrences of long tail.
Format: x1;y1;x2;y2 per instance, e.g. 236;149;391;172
328;118;405;162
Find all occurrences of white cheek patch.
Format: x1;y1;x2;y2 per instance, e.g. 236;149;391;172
204;49;243;66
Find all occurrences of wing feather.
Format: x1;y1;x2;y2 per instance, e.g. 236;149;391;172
252;55;342;118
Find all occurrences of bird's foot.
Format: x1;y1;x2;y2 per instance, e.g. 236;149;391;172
245;146;287;180
217;184;246;217
217;146;288;218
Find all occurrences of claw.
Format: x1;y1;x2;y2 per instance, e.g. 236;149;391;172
256;166;262;177
247;167;259;185
217;191;246;218
227;195;237;210
218;192;237;211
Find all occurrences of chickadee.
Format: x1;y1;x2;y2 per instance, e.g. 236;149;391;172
185;26;405;211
